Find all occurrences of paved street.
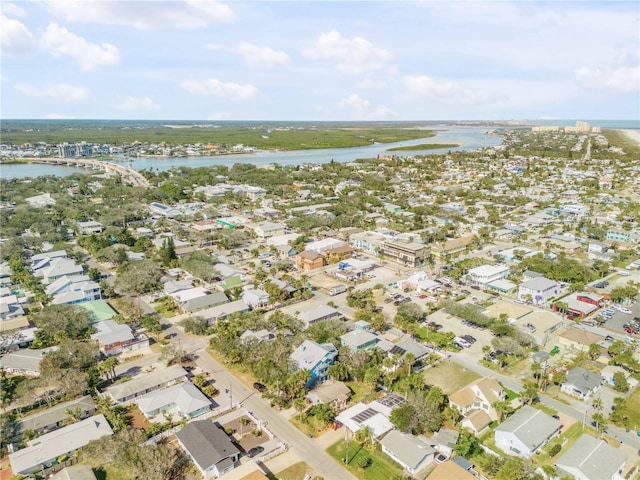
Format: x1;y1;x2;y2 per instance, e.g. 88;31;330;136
194;349;357;480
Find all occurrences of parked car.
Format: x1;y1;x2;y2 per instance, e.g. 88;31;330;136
253;382;267;392
435;453;450;464
462;334;477;344
247;446;264;457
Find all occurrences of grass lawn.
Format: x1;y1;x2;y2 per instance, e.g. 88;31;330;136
346;381;378;405
424;361;480;395
620;386;640;429
326;440;403;480
274;461;314;480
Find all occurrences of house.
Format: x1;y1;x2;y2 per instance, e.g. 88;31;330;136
348;230;387;254
298;304;343;327
378;338;430;364
103;365;188;404
149;202;180;218
0;348;51;376
90;320;149;356
289;340;338;387
199;300;250;324
240;329;275;344
250;221;285;238
136;381;211;421
76;220;104;235
558;327;603;353
0;295;24;320
340;329;380;352
34;258;84;283
380;430;435;475
495;405;561;458
180;292;229;313
555;434;627;480
561;367;604;399
241;289;269;309
17;395;96;437
512;310;564;346
576;292;604;308
8;414;113;476
430;235;474;261
449;377;505;434
52;465;97;480
274;244;298;258
295;251;325;271
305;379;351;411
175;420;241;479
25;192;56;208
601;365;639;389
468;264;510;290
163;279;194;296
429;428;459;456
49;276;101;305
556;294;599;319
518;277;559;305
336;398;398;439
380;239;430;267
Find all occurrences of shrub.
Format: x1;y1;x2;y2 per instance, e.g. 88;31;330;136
356;455;372;469
549;443;562;457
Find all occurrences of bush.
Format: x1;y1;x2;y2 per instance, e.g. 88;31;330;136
548;443;562;457
356;455;372;469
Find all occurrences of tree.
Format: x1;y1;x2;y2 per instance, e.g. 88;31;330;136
355;425;374;449
588;343;601;360
389;404;417;433
455;430;481;457
294;397;307;421
613;372;629;393
592;412;607;438
521;381;538;405
142;315;163;338
31;304;93;347
492;400;512;424
115;259;162;295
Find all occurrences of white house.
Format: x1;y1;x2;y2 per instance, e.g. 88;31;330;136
555;434;627;480
380;430;435;475
495;405;561;458
468;264;510;290
518;277;560;305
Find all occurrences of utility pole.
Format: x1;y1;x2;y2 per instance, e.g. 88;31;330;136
344;425;349;465
229;382;233;410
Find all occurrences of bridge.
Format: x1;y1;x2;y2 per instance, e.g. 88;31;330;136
14;157;150;188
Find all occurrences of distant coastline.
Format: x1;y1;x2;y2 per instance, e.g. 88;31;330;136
618;129;640;146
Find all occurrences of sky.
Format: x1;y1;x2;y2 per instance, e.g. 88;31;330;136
1;0;639;121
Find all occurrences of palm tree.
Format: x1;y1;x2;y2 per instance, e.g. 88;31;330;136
531;362;541;388
492;400;511;424
355;425;374;449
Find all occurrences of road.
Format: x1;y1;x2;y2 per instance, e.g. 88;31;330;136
194;348;356;480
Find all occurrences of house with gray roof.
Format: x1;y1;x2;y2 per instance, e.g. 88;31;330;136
9;414;113;476
297;304;343;327
136;381;211;421
0;348;52;376
176;420;240;479
241;288;269;309
561;367;604;399
518;277;559;305
90;320;149;357
103;364;188;404
180;291;229;313
380;430;435;475
495;405;561;458
199;299;250;324
289;340;338;388
340;329;380;352
17;395;96;437
555;434;627;480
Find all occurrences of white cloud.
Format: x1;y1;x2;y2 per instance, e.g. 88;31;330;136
47;0;234;30
403;75;496;104
114;96;160;111
40;23;120;70
338;94;393;120
1;3;27;18
304;30;393;75
576;66;640;93
235;42;290;68
180;78;258;100
1;15;35;56
356;78;386;89
15;83;90;102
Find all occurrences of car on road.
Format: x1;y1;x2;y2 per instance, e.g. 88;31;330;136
165;333;177;339
253;382;267;393
605;335;614;342
247;446;264;458
552;414;560;420
461;290;471;295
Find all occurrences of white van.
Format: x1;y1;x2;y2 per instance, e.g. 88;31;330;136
329;284;347;296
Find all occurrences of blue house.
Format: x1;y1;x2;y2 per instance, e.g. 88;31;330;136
289;340;338;388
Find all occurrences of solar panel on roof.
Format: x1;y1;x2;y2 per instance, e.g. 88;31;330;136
352;408;378;424
389;345;407;356
377;393;407;409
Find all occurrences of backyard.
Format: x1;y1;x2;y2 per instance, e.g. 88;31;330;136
423;361;480;395
326;440;403;480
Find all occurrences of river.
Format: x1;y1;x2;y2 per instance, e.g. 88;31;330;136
0;126;502;179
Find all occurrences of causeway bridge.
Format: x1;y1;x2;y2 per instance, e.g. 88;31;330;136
13;157;150;188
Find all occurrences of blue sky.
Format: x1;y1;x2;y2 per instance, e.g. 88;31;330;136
1;1;639;121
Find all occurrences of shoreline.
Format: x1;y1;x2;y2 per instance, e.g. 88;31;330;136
617;129;640;146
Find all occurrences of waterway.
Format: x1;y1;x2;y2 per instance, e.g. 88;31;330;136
0;126;503;180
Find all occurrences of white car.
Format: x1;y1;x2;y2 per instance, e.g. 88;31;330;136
618;270;630;276
619;307;632;315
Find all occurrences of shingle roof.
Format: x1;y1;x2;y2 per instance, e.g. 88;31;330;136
136;381;210;417
555;434;627;480
176;420;240;472
496;405;561;451
380;430;434;470
105;365;187;402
